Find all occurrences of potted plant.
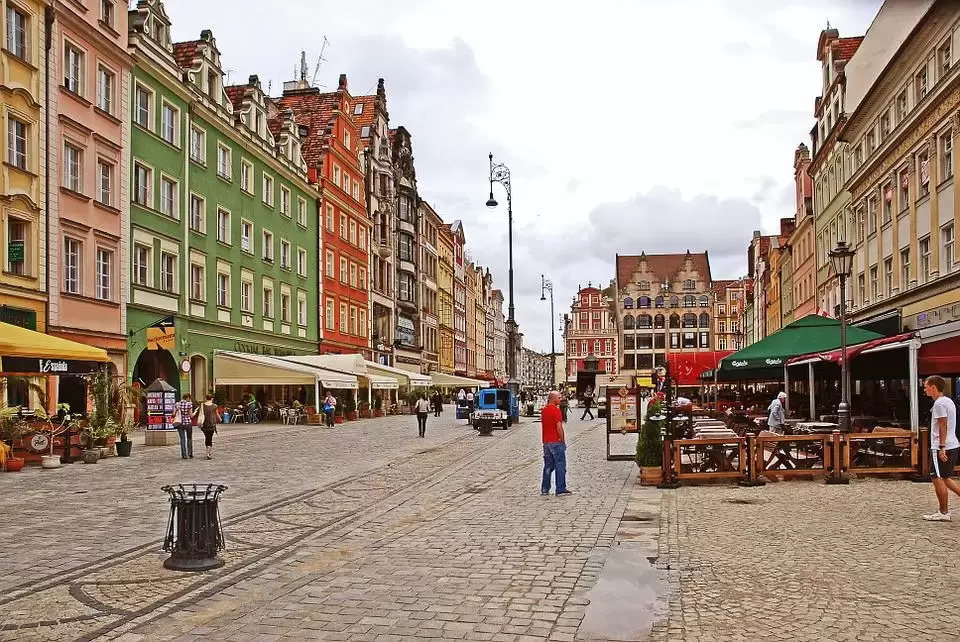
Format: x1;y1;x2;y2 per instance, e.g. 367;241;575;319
0;405;25;472
358;400;372;419
636;392;665;485
114;420;135;457
372;396;383;418
82;367;117;464
30;403;78;469
345;395;358;421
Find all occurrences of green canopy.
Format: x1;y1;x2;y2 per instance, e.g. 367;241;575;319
719;314;883;374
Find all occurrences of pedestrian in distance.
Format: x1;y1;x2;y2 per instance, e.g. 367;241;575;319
580;386;595;420
323;391;337;428
415;392;432;437
541;391;572;496
466;389;475;412
172;393;195;459
767;392;787;435
200;393;221;460
922;375;960;521
432;390;443;417
560;392;569;423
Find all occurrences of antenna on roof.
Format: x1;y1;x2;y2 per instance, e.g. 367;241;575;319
826;19;832;29
266;79;272;95
299;51;308;82
312;36;330;88
225;68;235;84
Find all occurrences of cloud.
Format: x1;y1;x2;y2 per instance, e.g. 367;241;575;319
733;109;811;130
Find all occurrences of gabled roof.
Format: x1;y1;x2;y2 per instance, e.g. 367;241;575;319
277;89;340;168
172;40;201;69
616;252;712;289
224;84;248;112
711;279;736;297
834;36;864;61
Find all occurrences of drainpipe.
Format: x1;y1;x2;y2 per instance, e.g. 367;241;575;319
182;106;191;393
43;5;55;418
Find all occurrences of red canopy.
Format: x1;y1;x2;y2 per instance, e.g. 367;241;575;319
666;351;733;386
785;332;914;366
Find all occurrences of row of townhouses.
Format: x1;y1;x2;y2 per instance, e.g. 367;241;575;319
0;0;513;408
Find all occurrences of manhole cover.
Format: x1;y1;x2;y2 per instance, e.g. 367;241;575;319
724;498;758;505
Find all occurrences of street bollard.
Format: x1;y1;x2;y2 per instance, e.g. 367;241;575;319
161;483;228;571
738;433;765;487
658;438;679;489
825;430;848;485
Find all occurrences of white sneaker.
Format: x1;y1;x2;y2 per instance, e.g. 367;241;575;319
922;512;952;521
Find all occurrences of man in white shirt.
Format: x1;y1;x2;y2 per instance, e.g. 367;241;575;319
466;390;475;411
922;375;960;521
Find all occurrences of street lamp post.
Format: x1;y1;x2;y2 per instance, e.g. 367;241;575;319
487;153;518;394
828;240;855;433
541;275;555;389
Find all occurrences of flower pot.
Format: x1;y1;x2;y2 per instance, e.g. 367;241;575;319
335;416;344;424
374;409;383;418
115;440;133;457
41;455;62;469
347;411;358;421
360;409;372;418
81;449;100;464
4;457;25;472
639;466;662;486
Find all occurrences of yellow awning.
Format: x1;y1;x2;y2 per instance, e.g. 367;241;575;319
0;321;109;362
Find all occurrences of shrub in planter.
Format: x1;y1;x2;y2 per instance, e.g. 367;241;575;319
358;401;372;418
636;393;665;485
345;395;358;421
373;396;383;417
0;406;26;472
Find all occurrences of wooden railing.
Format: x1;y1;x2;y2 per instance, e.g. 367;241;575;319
659;428;930;486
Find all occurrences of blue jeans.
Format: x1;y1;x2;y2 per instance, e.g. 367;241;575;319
541;442;567;494
176;425;193;458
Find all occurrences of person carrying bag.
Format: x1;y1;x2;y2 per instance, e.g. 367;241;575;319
172;393;195;459
200;393;221;460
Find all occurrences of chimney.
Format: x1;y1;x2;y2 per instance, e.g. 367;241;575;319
338;73;347;91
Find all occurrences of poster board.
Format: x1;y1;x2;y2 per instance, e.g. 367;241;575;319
606;387;639;461
145;378;176;431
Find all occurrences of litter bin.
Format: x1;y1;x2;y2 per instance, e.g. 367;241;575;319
161;483;228;571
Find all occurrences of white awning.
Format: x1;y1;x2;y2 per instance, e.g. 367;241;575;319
366;361;432;387
213;351;358;389
281;354;399;390
430;372;491;389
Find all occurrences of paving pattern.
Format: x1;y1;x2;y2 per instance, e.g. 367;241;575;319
0;413;638;641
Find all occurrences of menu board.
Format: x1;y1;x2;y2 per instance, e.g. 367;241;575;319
146;390;176;431
608;393;639;433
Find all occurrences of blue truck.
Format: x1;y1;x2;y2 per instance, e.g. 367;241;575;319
471;388;519;432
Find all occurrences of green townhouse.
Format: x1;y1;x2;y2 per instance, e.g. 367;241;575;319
126;1;319;404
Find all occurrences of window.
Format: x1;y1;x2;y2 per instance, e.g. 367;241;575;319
853;144;863;169
100;0;115;28
189;194;204;232
879;112;890;141
63;143;82;192
325;250;334;278
339;214;347;238
325;298;335;330
941;131;953;181
160;252;176;293
160;103;177;144
217;208;230;244
95;248;112;300
343;130;350;149
866;197;877;235
133;244;149;286
870;266;879;299
881;184;892;224
263;285;274;318
240;280;252;312
280;186;290;216
96;66;114;113
280;239;291;270
298;296;307;326
63;43;83;94
281;292;291;323
349;306;357;334
339;303;347;333
349;262;357;287
262;173;274;205
865;130;876;155
896;89;908;123
358;226;366;250
63;238;81;294
297;197;307;227
943;223;955;272
359;309;366;337
333;165;340;186
899;170;909;210
858;273;866;303
349;220;357;245
7;116;27;169
217;272;230;307
360;125;370;137
159;176;177;218
919;150;930;197
6;218;25;275
325;204;334;231
939;39;952;77
189;126;205;163
96;159;112;206
399;273;415;302
134;162;151;206
339;257;348;284
359;268;366;290
262;230;274;261
297;248;307;277
884;258;893;298
240;220;252;253
901;248;910;287
6;5;26;59
920;236;931;284
190;263;204;300
217;144;231;179
916;65;929;101
352;180;359;200
134;84;151;128
342;172;349;192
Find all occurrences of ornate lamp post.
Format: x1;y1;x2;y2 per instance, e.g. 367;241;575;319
828;240;855;433
541;275;556;388
486;153;518;394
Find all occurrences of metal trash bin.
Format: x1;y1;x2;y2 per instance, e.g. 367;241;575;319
161;483;228;571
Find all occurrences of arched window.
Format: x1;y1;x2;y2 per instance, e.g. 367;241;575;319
682;313;697;328
655;296;664;308
699;312;710;328
699;295;709;307
684;295;696;308
670;296;680;308
654;314;665;329
623;297;634;309
637;314;652;328
638;296;651;308
623;314;635;329
669;314;681;329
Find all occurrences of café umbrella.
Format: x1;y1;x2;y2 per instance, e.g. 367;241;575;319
0;321;110;374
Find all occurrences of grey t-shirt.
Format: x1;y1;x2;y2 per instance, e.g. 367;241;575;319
767;399;785;427
930;395;959;450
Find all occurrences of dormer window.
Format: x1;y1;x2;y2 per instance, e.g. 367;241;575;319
207;70;218;101
254;110;263;136
353;103;363;115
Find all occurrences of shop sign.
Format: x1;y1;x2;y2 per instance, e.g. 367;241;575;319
396;355;420;366
0;305;36;330
7;241;24;263
907;304;960;329
233;341;297;357
1;357;100;374
607;392;638;434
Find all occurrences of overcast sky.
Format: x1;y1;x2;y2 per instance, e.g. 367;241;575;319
160;0;881;353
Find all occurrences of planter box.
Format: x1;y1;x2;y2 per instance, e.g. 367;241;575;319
373;409;384;417
359;409;372;418
347;411;359;421
639;466;662;486
335;416;344;424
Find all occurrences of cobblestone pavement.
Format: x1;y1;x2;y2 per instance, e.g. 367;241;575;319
0;413;639;641
649;479;960;642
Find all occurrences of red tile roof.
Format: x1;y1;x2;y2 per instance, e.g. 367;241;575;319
834;36;864;61
224;85;248;112
277;89;340;168
353;95;376;133
172;40;201;69
711;279;736;298
616;252;712;290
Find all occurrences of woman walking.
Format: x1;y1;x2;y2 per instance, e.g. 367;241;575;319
415;392;431;437
200;393;221;460
323;391;337;428
173;393;195;459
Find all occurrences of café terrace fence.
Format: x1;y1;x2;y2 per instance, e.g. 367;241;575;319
659;428;930;486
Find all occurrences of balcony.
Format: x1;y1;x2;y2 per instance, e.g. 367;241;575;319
378;240;392;259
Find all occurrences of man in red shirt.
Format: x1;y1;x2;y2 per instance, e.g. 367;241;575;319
541;391;571;496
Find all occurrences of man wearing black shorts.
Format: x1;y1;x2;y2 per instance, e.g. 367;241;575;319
922;376;960;521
